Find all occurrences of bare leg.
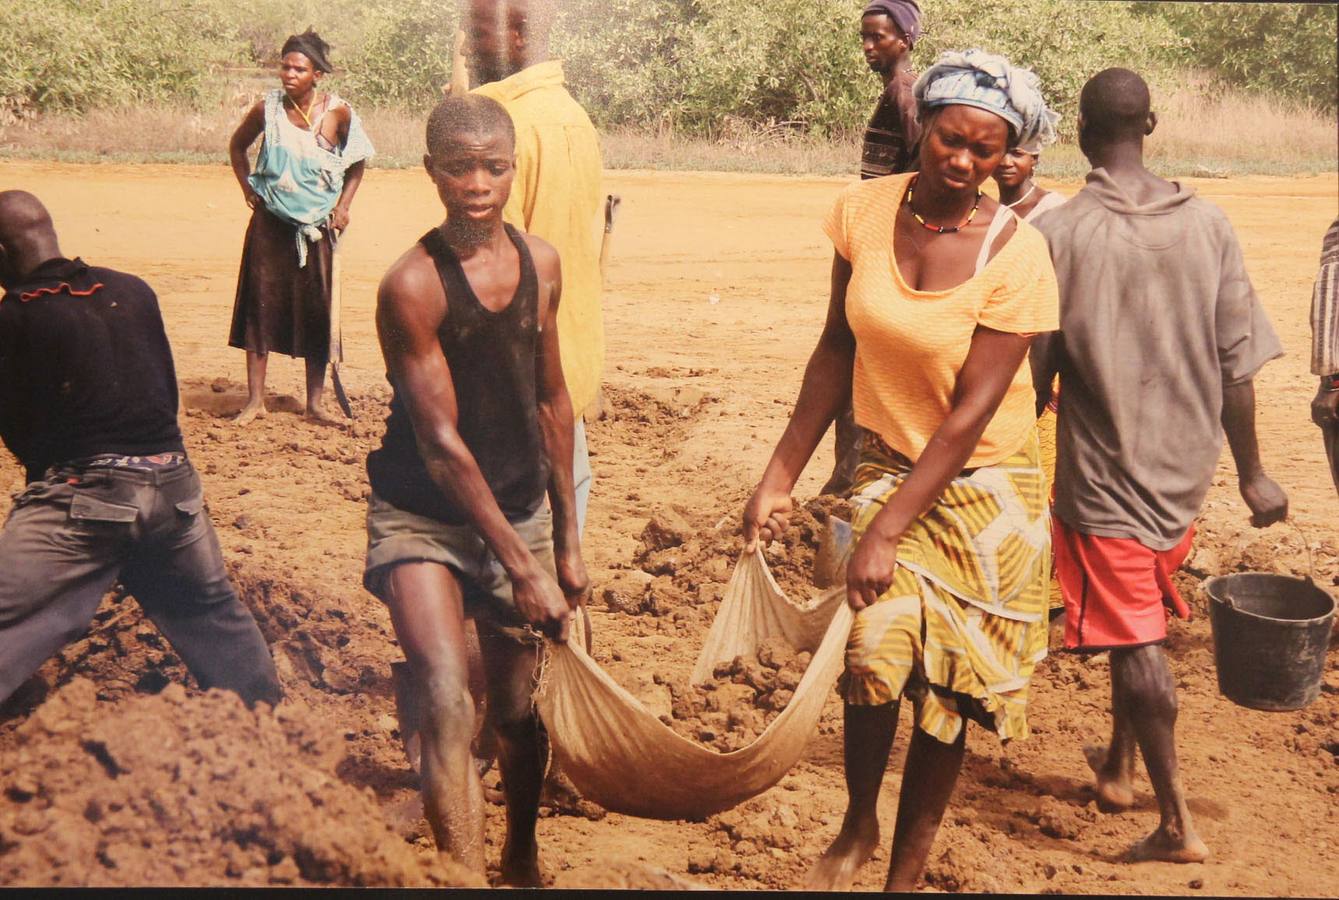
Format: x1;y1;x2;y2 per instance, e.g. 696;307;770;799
1084;695;1137;811
477;622;547;887
884;724;967;891
304;356;341;424
383;563;485;877
466;622;497;776
392;621;492;778
1111;645;1208;863
804;702;898;890
235;351;268;424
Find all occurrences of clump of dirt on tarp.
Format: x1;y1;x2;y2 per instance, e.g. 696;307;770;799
660;637;813;753
0;678;478;888
598;494;849;753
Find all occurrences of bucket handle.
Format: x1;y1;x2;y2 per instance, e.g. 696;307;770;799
1286;518;1317;585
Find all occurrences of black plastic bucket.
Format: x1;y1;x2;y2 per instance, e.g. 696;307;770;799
1205;573;1336;711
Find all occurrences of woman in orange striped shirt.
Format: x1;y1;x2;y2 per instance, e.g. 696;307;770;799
743;50;1060;891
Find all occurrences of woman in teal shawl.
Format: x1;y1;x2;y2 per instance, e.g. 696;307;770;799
227;29;374;424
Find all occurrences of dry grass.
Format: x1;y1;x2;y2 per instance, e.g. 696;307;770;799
0;83;1333;179
1146;81;1339;177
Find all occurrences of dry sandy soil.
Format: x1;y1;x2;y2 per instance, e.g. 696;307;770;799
0;160;1336;892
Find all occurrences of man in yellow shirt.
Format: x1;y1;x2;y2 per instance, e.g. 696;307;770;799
468;0;604;531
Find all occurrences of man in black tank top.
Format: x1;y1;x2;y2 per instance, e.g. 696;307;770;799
363;95;586;887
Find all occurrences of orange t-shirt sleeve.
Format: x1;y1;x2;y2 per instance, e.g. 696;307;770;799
822;186;854;261
977;232;1061;335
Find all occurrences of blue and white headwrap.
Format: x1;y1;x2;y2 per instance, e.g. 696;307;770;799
913;49;1060;154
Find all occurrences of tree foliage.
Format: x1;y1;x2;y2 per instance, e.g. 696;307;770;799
0;0;240;121
1;0;1332;136
339;0;459;105
1137;1;1337;111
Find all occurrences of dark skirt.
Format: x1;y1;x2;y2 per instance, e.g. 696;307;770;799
228;206;332;361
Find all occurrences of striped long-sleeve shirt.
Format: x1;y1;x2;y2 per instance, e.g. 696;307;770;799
1312;218;1339;376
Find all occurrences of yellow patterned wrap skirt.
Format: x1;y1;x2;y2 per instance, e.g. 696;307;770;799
842;432;1051;744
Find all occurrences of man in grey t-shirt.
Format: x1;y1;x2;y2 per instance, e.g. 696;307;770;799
1032;69;1287;866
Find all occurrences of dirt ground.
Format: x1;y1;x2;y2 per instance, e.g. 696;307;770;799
0;160;1336;892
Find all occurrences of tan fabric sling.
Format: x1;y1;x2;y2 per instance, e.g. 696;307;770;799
534;549;852;821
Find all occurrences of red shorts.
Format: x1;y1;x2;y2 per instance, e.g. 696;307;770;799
1053;520;1195;652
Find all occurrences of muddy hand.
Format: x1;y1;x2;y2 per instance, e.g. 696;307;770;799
845;526;900;611
1240;472;1287;528
556;547;590;610
512;564;572;643
743;485;793;553
1311;384;1339;429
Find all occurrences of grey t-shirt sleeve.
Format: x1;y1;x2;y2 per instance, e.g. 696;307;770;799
1215;224;1284;385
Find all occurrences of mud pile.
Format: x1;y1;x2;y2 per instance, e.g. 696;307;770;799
0;678;475;888
662;638;814;752
690;794;831;885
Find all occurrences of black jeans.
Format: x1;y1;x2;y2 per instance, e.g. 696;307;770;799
0;461;281;706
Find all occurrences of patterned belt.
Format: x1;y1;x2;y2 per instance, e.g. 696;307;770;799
65;452;188;472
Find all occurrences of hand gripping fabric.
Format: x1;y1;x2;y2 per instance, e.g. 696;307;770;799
533;548;853;821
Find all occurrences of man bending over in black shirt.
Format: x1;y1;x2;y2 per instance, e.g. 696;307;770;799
0;190;282;709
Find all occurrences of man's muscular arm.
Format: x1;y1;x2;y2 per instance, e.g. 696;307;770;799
375;247;571;640
526;236;589;606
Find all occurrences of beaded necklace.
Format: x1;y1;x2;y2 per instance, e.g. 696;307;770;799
906;175;982;234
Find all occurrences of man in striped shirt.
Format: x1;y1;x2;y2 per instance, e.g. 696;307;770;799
1310;217;1339;496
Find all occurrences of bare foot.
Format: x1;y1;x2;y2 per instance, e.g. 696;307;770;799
497;844;545;887
540;766;606;820
234;400;267;425
1084;742;1135;812
305;404;345;426
803;815;880;891
1127;826;1209;863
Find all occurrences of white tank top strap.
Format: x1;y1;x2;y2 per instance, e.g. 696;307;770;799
1023;189;1067;222
973;204;1018;276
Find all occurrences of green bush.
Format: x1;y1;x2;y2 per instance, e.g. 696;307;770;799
2;0;1331;138
550;0;1187;137
0;0;242;119
224;0;365;67
915;0;1188;137
554;0;690;129
1138;1;1337;111
340;0;459;107
663;0;869;136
